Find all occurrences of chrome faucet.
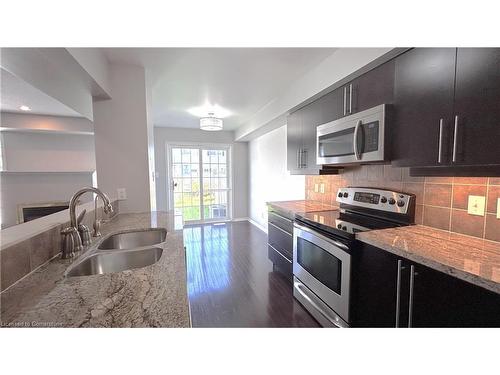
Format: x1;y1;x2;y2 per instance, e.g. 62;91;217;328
61;187;113;259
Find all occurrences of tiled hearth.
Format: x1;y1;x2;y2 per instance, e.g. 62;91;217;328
306;165;500;242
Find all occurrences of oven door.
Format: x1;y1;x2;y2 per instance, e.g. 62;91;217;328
293;222;351;325
316;104;387;165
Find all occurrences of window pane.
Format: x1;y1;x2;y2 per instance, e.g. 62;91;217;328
174;193;183;206
172;148;181;163
218;150;226;163
181;148;191;163
209;164;217;177
219;178;227;189
210;178;219;189
203;177;210;190
182;178;192;192
191;178;200;193
191;163;199;178
210;151;218;163
182;164;192;177
183;206;200;221
218;165;227;177
202;150;211;163
191;149;199;162
173;164;182;177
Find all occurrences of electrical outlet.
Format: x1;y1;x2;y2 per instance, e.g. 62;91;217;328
314;184;319;193
497;198;500;219
467;195;485;216
117;188;127;200
320;183;325;194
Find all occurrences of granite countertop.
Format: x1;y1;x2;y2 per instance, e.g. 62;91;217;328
267;200;337;219
0;211;190;328
357;225;500;294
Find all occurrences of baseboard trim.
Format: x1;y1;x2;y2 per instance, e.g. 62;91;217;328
247;218;268;234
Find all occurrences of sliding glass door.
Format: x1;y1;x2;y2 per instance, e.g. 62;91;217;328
169;145;231;222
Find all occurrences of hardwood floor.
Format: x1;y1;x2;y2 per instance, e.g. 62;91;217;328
184;221;320;327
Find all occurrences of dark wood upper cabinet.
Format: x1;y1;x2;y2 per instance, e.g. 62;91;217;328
350;59;395;114
286;109;303;174
392;48;457;167
453;48;500;166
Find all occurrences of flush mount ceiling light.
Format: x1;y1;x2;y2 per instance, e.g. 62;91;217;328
200;113;223;131
19;105;31;111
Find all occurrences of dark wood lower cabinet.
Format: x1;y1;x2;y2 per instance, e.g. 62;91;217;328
353;242;500;327
267;209;294;281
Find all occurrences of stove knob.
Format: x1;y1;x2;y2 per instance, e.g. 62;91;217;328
380;196;387;203
343;192;349;198
388;198;396;205
337;224;342;229
397;200;405;207
342;226;347;231
338;192;343;198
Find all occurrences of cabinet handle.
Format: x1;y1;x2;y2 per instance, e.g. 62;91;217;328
408;265;416;328
452;115;459;163
297;148;301;169
438;118;444;164
349;84;353;114
301;149;307;168
395;259;402;328
343;86;347;116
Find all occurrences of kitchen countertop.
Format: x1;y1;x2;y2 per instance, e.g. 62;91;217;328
357;225;500;294
0;211;190;328
267;200;336;220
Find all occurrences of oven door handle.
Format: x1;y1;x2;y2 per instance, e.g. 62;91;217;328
353;120;362;161
294;280;348;328
294;222;349;251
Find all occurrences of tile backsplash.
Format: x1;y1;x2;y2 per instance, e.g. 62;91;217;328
306;165;500;242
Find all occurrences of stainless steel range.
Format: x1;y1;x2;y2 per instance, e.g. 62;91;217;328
292;187;416;327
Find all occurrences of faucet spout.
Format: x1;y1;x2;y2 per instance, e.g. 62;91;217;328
69;187;113;228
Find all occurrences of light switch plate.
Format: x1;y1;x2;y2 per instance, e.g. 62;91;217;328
117;188;127;200
497;198;500;219
467;195;485;216
314;184;319;193
320;183;325;194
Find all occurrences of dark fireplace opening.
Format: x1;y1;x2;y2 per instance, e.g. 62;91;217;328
22;205;69;223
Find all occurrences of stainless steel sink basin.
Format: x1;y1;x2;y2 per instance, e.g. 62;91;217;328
66;247;163;277
98;228;167;250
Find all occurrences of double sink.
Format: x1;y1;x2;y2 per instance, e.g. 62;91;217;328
65;228;167;277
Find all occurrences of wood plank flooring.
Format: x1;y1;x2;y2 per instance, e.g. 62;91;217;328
184;221;320;327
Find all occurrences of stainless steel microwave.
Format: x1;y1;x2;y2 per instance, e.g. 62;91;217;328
316;104;390;165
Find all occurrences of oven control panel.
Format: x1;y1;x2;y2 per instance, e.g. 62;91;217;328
336;187;414;215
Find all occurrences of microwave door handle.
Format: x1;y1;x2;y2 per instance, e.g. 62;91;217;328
353;120;362;160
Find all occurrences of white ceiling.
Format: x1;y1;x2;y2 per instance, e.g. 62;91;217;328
0;68;83;118
103;48;336;130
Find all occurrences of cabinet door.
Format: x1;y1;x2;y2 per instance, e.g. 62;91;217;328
319;86;345;124
392;48;456;167
286;110;302;173
411;263;500;327
453;48;500;165
350;59;395;114
300;99;323;173
351;242;405;327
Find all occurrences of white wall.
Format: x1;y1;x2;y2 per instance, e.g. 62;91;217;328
1;131;95;172
249;125;304;230
1;172;93;228
154;127;248;219
93;64;152;213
